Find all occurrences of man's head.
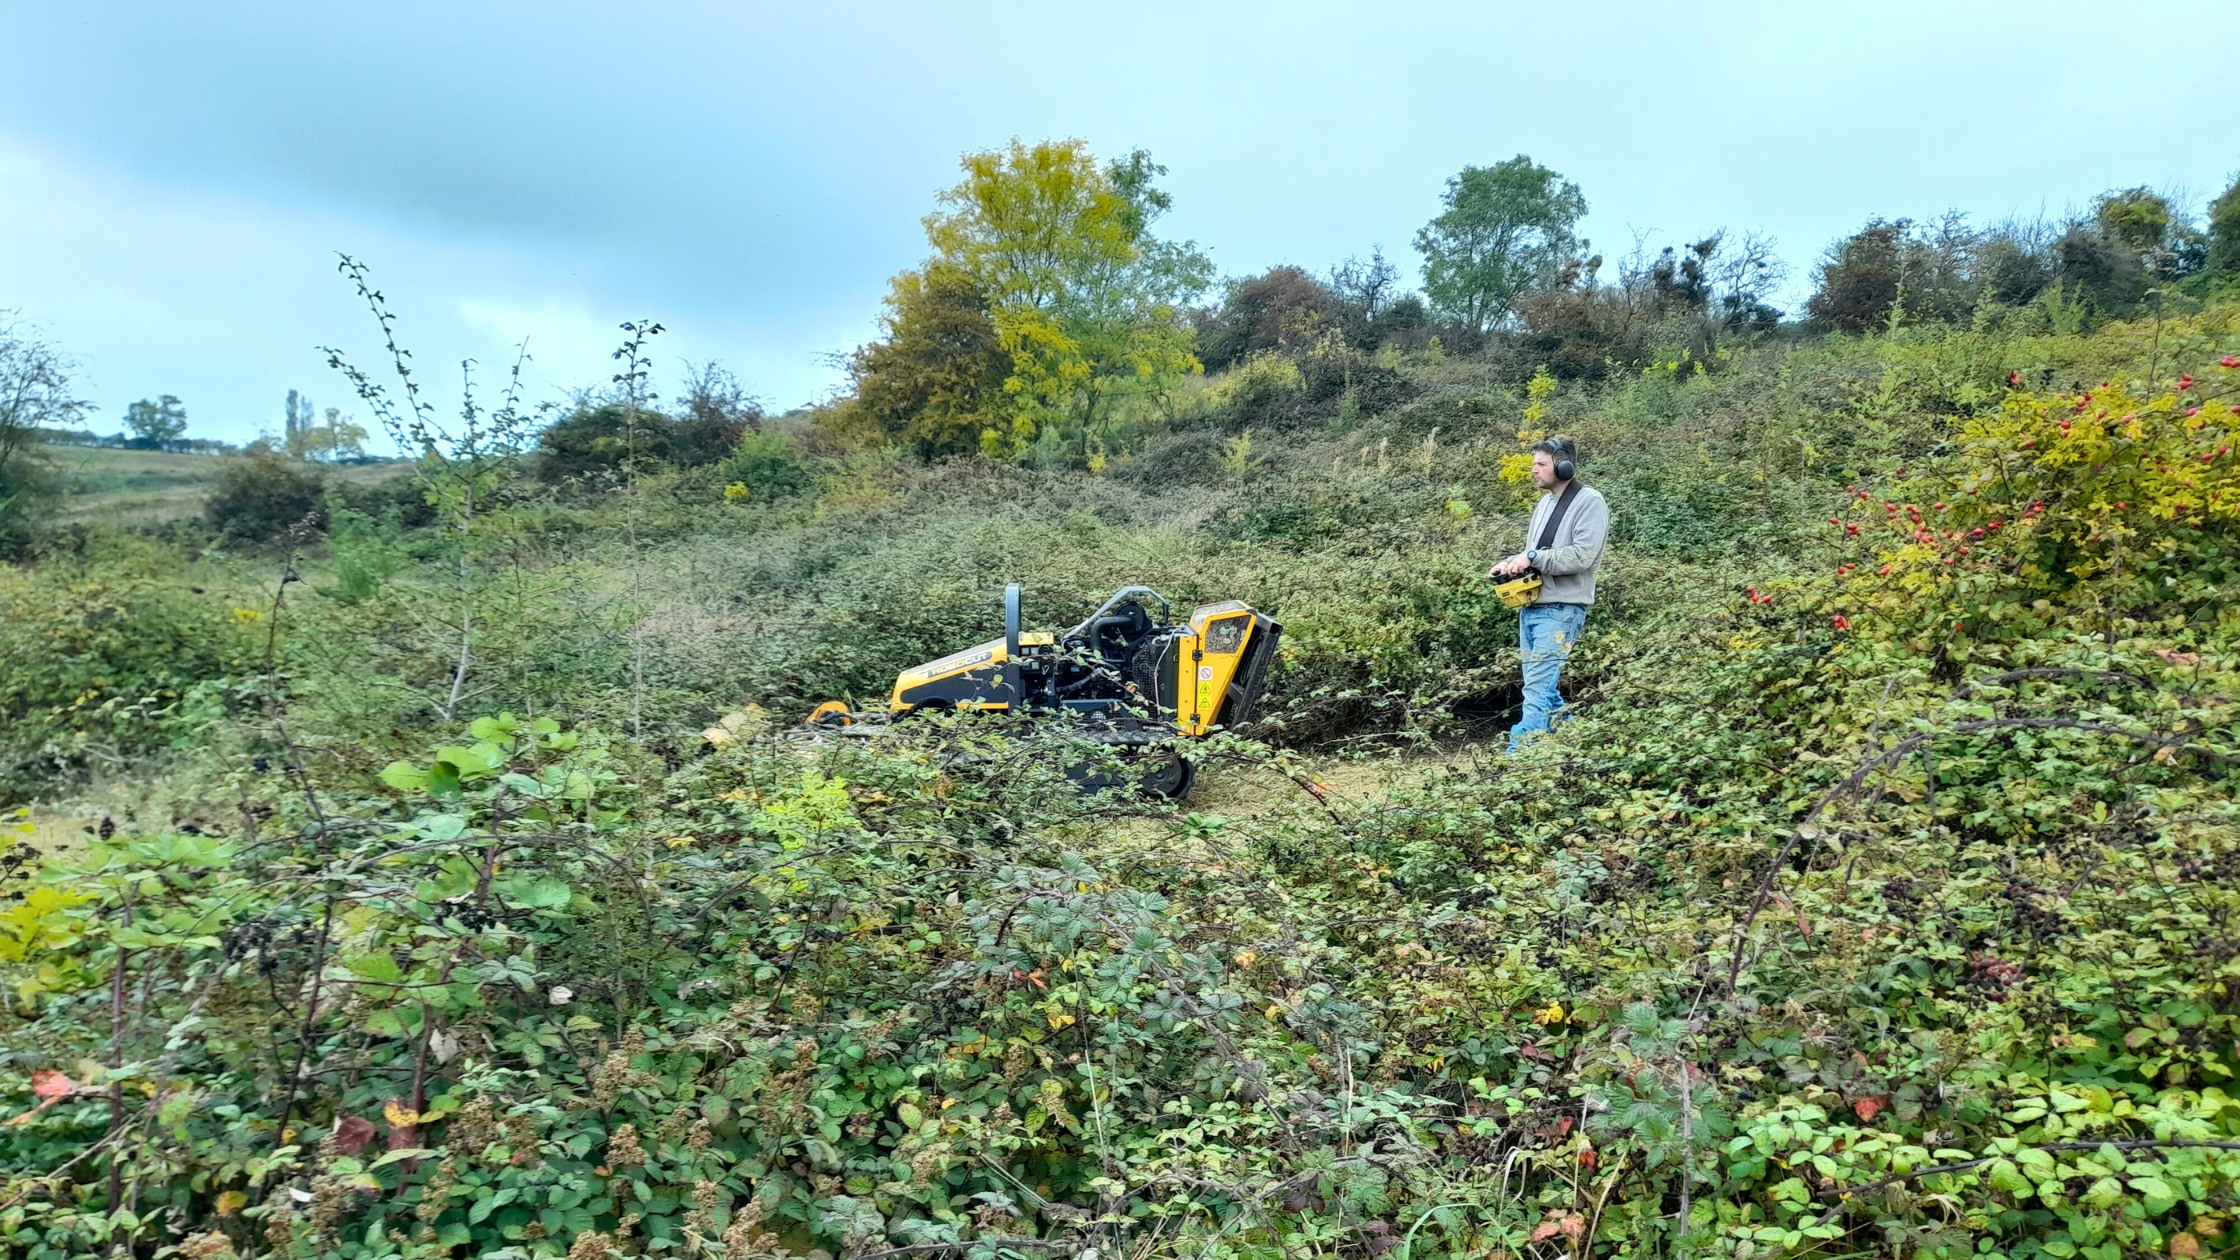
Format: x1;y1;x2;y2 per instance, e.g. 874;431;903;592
1529;436;1578;489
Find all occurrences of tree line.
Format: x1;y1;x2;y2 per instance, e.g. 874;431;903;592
4;142;2237;546
824;143;2240;459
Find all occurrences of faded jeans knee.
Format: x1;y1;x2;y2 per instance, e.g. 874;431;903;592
1508;602;1588;752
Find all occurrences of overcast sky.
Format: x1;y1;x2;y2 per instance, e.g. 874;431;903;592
1;0;2231;449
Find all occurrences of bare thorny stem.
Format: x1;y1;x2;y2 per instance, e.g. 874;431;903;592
105;884;132;1212
322;254;543;722
613;320;663;742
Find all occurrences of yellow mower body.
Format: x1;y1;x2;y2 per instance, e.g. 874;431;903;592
884;586;1281;738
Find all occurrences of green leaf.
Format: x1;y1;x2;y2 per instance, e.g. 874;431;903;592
380;760;428;792
371;1147;439;1168
347;952;404;984
2128;1175;2176;1205
415;814;469;842
427;760;462;800
434;745;498;776
510;878;572;910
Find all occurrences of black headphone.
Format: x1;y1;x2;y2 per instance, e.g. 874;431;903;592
1537;436;1577;482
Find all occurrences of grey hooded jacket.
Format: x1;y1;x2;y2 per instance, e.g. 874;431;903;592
1521;481;1610;606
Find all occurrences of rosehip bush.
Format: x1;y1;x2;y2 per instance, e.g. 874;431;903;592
1827;361;2240;652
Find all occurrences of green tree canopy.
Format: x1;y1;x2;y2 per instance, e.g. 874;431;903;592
848;262;1013;459
0;319;89;542
848;139;1212;459
1414;155;1587;333
122;394;188;446
2204;172;2240;279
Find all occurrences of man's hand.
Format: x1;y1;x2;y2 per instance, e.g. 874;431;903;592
1489;553;1533;578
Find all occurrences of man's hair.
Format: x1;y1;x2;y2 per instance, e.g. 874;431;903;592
1530;435;1578;463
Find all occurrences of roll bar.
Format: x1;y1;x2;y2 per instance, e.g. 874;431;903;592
1004;584;1022;662
1066;585;1172;640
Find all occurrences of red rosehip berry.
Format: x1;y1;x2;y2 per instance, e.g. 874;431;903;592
2177;374;2193;389
1832;615;1850;631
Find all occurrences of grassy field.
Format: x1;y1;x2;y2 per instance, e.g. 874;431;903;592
39;443;407;524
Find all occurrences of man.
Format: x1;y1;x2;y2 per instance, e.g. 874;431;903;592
1488;436;1609;753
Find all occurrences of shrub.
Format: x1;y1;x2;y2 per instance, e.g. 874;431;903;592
1194;266;1341;371
1829;362;2239;647
1294;335;1418;413
672;360;763;465
536;404;681;482
1806;216;1976;330
716;427;815;500
202;453;326;541
1115;427;1224;489
0;557;250;798
1203;351;1305;429
329;470;438;530
2207;173;2240;279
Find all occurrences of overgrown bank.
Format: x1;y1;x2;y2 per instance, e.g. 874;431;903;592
2;313;2239;1260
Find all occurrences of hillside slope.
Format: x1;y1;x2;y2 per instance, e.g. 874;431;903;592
2;315;2238;1260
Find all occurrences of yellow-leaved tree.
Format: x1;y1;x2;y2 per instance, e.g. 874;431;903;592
843;140;1211;459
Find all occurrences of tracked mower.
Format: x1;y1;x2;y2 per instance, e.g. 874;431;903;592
800;585;1282;799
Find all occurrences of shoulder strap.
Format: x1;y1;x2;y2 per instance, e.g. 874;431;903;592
1535;480;1582;553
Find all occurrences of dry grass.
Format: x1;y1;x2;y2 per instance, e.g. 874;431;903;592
13;809;95;855
41;444;407;524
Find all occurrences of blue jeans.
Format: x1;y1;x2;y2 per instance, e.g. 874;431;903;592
1508;602;1588;753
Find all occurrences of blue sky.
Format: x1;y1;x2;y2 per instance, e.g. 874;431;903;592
1;0;2232;449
